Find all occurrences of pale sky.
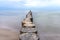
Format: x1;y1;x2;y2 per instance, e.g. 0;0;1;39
0;0;60;10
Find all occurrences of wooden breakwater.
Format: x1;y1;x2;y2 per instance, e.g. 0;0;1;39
19;10;40;40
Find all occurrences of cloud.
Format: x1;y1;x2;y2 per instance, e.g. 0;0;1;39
0;0;22;2
24;0;60;7
24;0;48;7
49;0;60;6
0;0;60;10
0;0;22;8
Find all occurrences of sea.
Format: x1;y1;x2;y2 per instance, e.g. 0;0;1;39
0;10;60;40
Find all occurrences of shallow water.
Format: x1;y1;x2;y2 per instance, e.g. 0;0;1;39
0;11;60;40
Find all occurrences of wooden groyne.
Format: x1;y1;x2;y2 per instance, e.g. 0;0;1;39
19;10;40;40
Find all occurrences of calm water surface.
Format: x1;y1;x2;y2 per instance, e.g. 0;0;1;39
0;11;60;40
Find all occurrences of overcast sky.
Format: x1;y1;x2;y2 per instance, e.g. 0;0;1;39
0;0;60;16
0;0;60;11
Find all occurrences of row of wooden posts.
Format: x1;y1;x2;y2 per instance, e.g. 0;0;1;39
19;10;40;40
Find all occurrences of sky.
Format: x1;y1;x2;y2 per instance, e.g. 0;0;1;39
0;0;60;11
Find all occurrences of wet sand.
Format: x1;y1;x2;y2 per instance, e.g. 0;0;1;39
0;29;19;40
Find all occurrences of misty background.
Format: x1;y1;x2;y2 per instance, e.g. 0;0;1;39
0;0;60;40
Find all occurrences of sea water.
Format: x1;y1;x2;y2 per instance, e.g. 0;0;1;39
0;11;60;40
